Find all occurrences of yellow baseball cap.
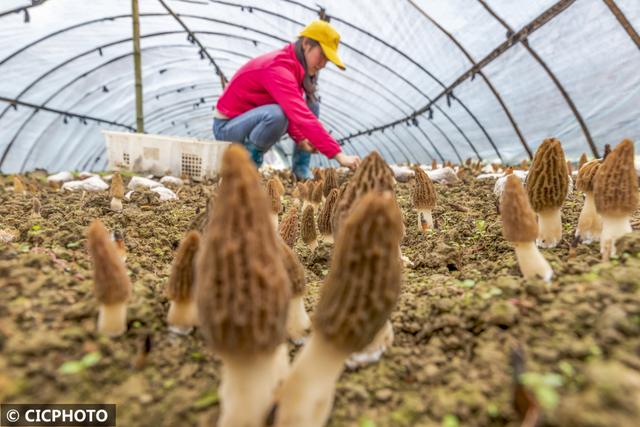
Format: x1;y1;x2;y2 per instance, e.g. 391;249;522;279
299;20;345;70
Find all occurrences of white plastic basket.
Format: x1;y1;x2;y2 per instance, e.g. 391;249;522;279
103;131;230;180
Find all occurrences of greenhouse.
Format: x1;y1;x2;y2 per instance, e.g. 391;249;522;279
0;1;639;426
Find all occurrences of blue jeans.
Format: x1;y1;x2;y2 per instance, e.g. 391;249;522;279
213;102;319;179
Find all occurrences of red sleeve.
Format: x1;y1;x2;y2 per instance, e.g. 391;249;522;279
260;65;341;158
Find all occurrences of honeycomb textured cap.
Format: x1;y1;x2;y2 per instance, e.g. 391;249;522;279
301;205;317;244
266;179;282;214
578;153;588;170
501;175;539;242
166;230;201;302
576;160;601;193
279;206;299;248
110;172;125;199
526;138;569;212
314;191;403;353
332;151;396;235
412;167;436;210
87;219;131;305
311;180;324;204
594;139;639;216
195;144;290;354
278;239;306;296
318;187;339;236
323;168;338;197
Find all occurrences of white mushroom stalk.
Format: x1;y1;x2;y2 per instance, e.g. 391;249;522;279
286;296;311;342
600;214;632;258
513;241;553;282
218;345;289;427
417;208;433;231
576;192;602;243
98;303;128;337
536;208;562;248
167;299;198;335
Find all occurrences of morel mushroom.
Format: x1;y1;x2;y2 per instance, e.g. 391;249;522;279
87;219;131;337
575;160;602;243
431;159;438;170
310;180;324;208
578;153;588;170
412;167;436;231
279;206;299;248
272;175;285;197
332;151;395;237
31;197;41;218
13;175;26;196
526;138;569;248
301;205;317;251
267;178;283;231
323;168;338;197
594;139;638;258
196;145;291;427
110;172;125;212
166;230;201;335
501;175;553;282
318;188;339;243
279;240;310;341
275;192;403;427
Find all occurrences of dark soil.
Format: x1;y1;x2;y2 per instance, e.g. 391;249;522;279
1;170;639;427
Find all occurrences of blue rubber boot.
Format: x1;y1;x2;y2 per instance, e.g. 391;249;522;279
292;144;313;180
243;138;264;168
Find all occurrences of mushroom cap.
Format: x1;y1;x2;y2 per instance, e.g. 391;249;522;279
31;197;41;214
110;172;125;199
166;230;201;302
271;176;285;196
301;205;317;244
594;139;638;216
266;179;282;214
323;168;338;197
304;181;315;199
578;153;588;170
431;159;438;170
86;219;131;305
278;239;306;296
526;138;569;212
501;175;539;242
412;167;436;210
576;160;601;193
314;191;403;353
195;145;290;354
332;151;396;235
310;180;324;204
318;187;339;236
279;206;299;248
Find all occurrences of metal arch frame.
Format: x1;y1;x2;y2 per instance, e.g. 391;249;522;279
204;0;488;159
0;11;445;167
394;124;436;164
1;21;426;168
476;0;599;158
601;0;640;49
340;0;581;155
265;0;499;157
11;46;235;170
407;0;532;159
0;0;48;20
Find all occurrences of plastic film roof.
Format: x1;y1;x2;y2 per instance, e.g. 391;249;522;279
0;0;638;172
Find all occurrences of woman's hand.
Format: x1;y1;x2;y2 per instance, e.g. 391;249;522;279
334;152;361;170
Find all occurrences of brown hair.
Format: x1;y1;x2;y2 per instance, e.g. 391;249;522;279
294;37;319;104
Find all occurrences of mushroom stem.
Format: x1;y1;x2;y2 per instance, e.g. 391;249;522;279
218;344;289;427
270;213;279;232
600;214;631;258
513;242;553;282
417;209;433;231
286;295;310;341
346;321;394;369
576;192;602;243
98;303;127;337
320;234;334;244
167;299;198;335
110;197;123;212
535;208;562;248
307;239;318;252
275;333;350;427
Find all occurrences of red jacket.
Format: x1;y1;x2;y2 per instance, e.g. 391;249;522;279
215;43;342;158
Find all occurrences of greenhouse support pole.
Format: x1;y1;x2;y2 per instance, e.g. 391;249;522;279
132;0;144;133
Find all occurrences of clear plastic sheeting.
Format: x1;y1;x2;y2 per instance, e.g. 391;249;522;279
0;0;638;173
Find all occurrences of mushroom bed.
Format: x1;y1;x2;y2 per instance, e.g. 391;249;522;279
1;170;640;427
